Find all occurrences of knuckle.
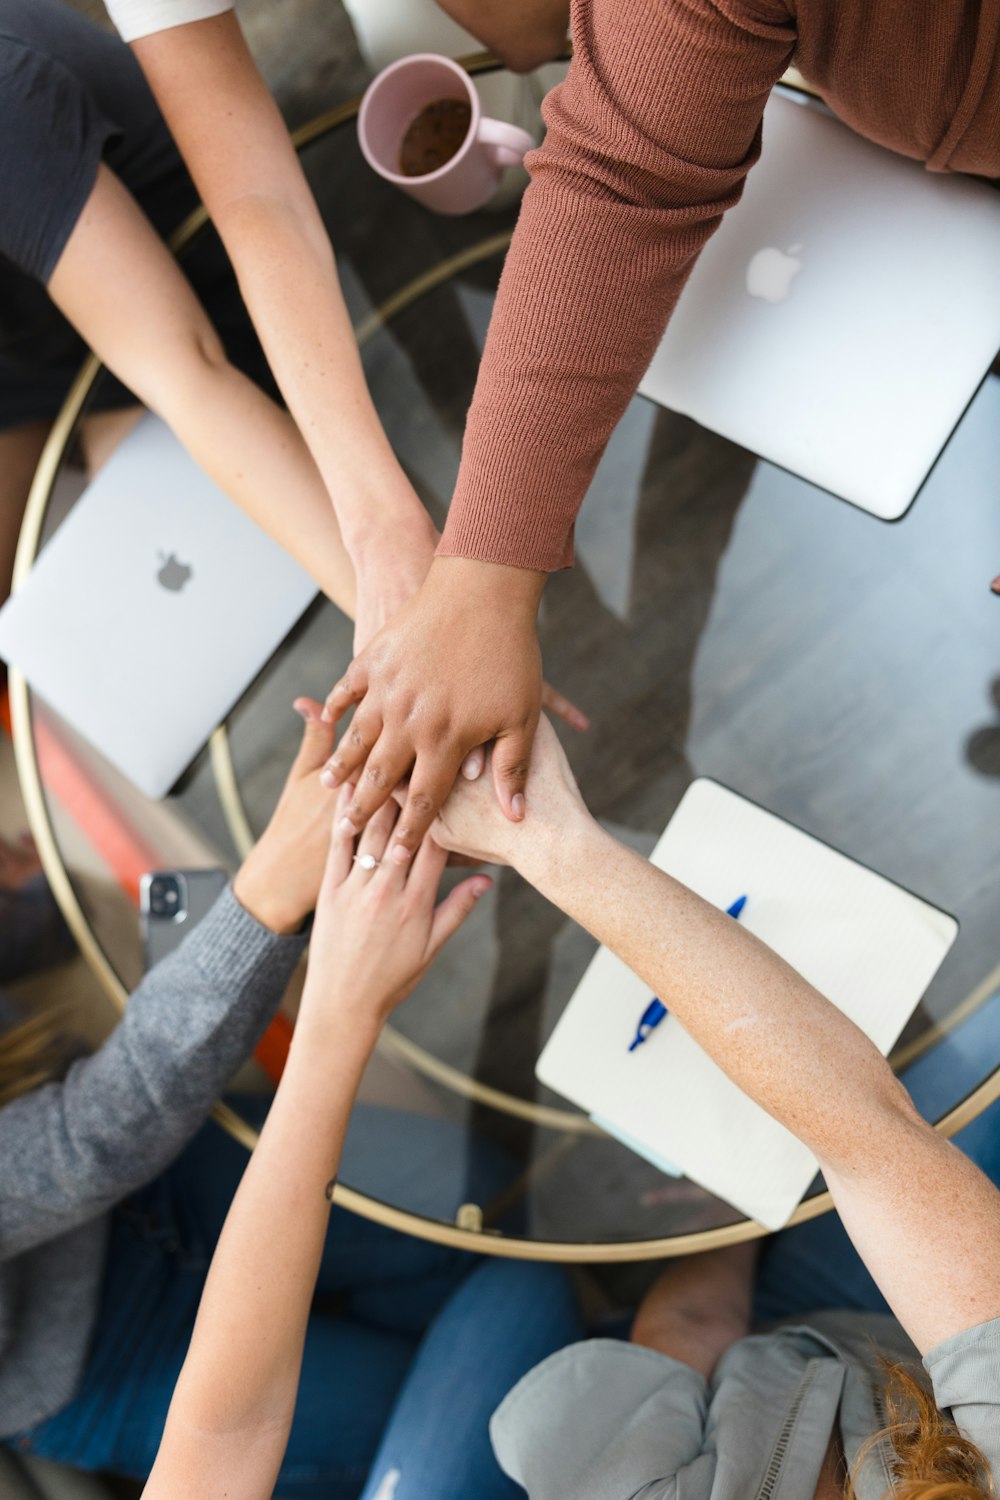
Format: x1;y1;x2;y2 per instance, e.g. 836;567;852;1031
408;791;435;818
501;760;530;785
364;761;388;790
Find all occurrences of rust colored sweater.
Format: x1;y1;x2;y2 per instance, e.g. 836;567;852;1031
438;0;1000;571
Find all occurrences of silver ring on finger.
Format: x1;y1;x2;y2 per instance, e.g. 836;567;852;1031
353;852;380;872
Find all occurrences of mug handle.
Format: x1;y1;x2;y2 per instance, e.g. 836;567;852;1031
477;117;535;169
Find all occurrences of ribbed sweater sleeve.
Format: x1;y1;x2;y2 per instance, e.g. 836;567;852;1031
0;886;305;1260
438;0;796;571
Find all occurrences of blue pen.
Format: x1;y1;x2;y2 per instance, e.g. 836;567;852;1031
628;895;747;1052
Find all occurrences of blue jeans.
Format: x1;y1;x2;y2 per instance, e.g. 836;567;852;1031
9;1103;583;1499
754;987;1000;1322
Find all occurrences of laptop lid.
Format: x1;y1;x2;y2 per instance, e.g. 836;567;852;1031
638;90;1000;519
0;414;318;798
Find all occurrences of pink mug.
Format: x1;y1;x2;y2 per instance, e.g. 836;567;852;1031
358;54;534;216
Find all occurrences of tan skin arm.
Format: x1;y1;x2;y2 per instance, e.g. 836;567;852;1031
143;801;490;1500
130;11;437;652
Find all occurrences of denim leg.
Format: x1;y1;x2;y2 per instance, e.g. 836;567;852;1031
754;989;1000;1324
358;1262;584;1500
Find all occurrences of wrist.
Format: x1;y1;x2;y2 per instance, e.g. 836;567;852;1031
233;849;308;936
344;486;436;562
295;985;383;1056
426;555;546;619
514;805;605;890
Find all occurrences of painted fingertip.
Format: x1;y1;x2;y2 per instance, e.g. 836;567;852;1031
461;755;481;780
320;704;334;723
574;712;590;731
991;574;1000;595
511;793;526;820
338;816;358;835
391;842;412;865
320;768;340;789
474;877;493;897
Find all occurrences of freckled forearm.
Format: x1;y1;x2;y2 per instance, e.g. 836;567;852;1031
516;815;911;1172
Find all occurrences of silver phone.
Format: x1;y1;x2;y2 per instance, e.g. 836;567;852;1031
140;867;229;971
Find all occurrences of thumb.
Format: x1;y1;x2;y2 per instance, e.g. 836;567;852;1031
428;874;493;956
491;724;535;822
293;697;336;773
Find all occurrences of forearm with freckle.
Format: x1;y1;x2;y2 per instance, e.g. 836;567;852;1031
132;17;426;564
209;197;421;552
513;809;1000;1355
517;818;912;1174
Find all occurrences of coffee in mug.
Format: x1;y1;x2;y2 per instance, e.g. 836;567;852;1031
358;53;534;216
399;98;472;178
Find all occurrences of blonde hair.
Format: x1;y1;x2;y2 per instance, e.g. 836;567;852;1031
0;1006;68;1107
847;1363;995;1500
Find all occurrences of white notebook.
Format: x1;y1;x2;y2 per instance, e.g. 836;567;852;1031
536;780;958;1229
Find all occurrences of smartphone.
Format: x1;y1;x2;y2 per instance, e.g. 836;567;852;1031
140;868;229;971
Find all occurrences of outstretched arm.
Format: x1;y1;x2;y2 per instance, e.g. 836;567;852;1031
316;0;796;852
142;803;490;1500
113;7;437;647
431;721;1000;1356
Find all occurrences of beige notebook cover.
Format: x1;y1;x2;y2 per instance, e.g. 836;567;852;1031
535;780;958;1229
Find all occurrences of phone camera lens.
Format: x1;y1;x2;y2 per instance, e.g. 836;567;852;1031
149;873;186;921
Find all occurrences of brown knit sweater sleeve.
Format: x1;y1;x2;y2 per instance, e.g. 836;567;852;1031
438;0;796;571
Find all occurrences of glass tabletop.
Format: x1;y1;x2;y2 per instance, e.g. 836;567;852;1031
13;63;1000;1260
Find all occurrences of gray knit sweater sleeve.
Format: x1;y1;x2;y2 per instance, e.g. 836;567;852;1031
0;885;306;1260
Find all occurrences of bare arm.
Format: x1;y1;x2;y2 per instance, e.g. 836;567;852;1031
435;0;569;72
49;164;357;611
129;11;437;646
431;722;1000;1356
143;803;491;1500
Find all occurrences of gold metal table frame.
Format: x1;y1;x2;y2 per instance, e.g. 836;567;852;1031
9;59;1000;1262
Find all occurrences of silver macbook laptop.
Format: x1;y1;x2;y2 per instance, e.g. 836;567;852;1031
639;90;1000;519
0;415;317;798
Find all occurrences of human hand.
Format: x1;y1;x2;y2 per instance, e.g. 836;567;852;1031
231;698;337;933
350;526;586;746
430;715;588;869
321;556;547;864
300;792;492;1033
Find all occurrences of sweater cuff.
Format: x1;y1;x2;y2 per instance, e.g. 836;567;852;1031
185;884;308;992
438;505;574;572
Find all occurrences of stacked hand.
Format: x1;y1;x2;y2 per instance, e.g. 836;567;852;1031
232;697;338;933
322;556;586;866
429;715;588;871
301;790;493;1031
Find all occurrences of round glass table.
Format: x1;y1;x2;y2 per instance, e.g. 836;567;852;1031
11;61;1000;1261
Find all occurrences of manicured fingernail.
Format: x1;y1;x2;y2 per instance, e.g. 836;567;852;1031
511;794;525;820
338;816;357;835
991;574;1000;595
391;842;412;865
321;705;333;723
574;712;590;731
461;755;480;779
293;702;311;721
474;878;492;897
321;768;341;788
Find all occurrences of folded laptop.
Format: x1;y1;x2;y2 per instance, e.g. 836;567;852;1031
0;414;317;798
639;90;1000;519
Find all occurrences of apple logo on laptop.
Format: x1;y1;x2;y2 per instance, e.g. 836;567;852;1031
746;243;803;304
157;551;193;592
